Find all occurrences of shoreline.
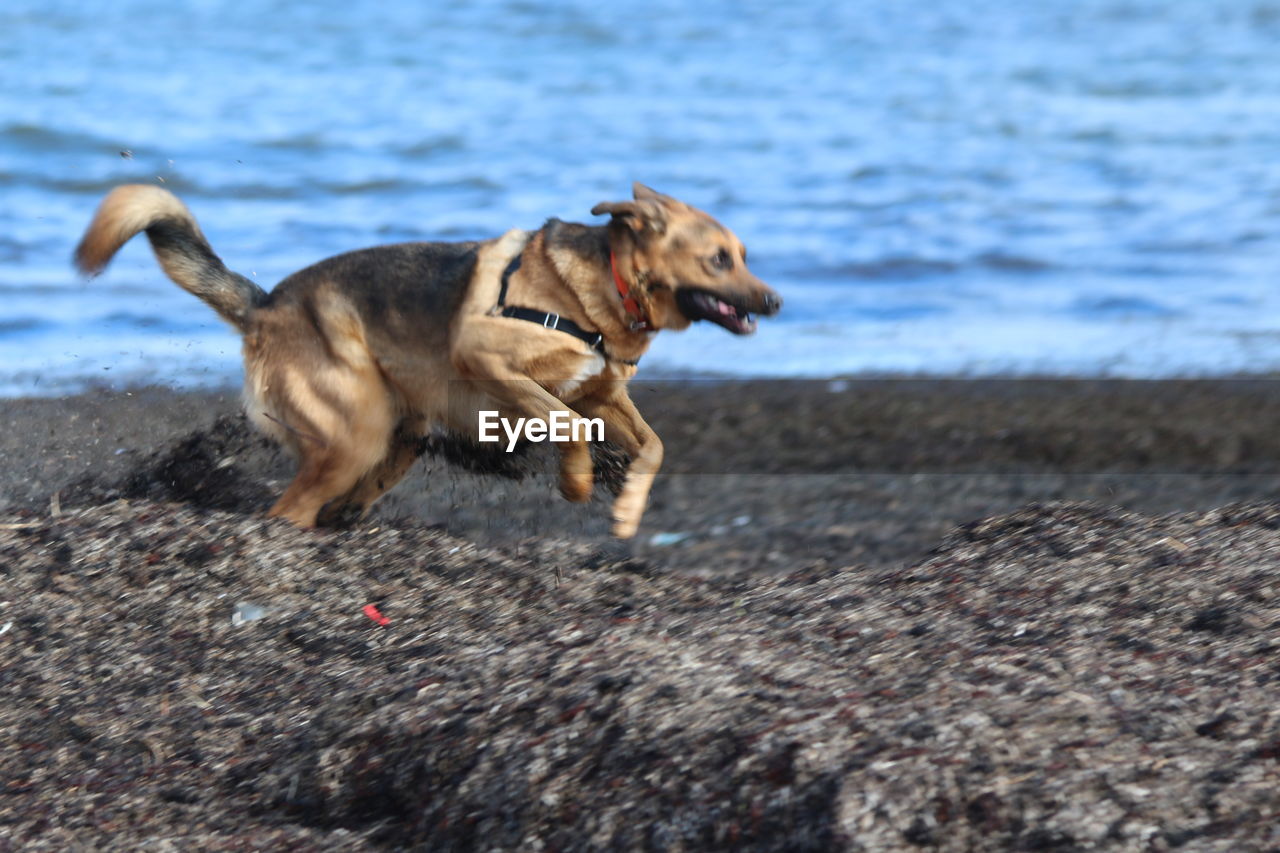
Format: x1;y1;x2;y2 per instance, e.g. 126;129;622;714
9;366;1280;398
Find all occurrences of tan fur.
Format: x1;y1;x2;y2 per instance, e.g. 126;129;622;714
75;185;206;274
76;185;266;332
75;184;779;537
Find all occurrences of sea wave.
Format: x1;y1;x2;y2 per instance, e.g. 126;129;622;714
0;317;52;335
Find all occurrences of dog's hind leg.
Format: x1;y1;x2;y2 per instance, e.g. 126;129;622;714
314;421;426;526
249;291;399;528
266;403;395;528
269;455;364;528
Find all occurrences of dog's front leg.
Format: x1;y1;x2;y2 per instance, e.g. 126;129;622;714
453;349;595;504
577;391;663;539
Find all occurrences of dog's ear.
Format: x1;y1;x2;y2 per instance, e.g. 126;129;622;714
632;182;677;204
590;197;667;235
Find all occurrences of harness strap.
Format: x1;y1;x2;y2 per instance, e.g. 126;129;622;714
495;252;639;366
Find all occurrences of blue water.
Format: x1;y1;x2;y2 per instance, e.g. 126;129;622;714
4;0;1280;394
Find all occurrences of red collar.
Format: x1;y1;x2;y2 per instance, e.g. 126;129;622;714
610;251;650;331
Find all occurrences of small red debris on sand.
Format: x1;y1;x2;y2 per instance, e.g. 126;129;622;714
363;604;390;626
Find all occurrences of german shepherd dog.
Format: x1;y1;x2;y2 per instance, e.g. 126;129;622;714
74;183;780;538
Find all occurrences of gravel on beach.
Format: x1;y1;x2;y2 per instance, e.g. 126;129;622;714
1;379;1278;850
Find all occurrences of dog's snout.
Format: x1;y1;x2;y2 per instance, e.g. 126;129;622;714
762;290;782;315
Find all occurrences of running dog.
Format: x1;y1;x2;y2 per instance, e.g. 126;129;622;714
74;183;780;538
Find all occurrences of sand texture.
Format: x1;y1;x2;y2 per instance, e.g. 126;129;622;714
1;380;1278;849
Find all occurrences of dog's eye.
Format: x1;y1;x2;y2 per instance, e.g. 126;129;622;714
711;249;734;271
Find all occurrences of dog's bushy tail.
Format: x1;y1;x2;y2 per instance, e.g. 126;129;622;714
74;185;267;333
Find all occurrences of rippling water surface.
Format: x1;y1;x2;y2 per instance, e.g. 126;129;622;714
3;0;1280;393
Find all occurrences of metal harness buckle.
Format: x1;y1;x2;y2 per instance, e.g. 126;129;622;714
543;313;560;330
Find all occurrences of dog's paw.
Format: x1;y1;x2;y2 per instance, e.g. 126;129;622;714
315;500;365;529
559;471;593;503
611;514;641;539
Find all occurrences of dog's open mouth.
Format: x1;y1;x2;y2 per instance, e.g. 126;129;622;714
676;289;757;335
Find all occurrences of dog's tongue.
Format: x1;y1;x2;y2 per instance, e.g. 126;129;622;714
719;299;756;332
692;291;756;334
702;293;739;318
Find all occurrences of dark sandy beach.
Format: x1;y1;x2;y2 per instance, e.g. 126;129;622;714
8;378;1280;570
1;379;1279;849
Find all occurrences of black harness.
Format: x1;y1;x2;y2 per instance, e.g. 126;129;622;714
495;253;640;366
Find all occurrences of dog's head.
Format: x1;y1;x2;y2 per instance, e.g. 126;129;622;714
592;184;781;334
